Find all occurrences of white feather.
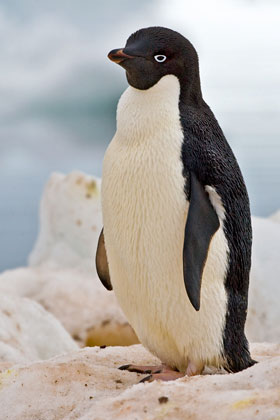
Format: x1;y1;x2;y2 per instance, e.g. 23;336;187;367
102;75;229;372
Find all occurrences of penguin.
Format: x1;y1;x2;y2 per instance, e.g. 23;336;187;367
96;26;256;382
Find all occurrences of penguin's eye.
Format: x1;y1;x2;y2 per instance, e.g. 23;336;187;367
154;54;167;63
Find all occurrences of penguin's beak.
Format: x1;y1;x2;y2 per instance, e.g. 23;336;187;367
108;49;134;64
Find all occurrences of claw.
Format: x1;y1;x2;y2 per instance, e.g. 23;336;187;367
139;371;185;383
139;374;153;383
118;363;185;383
118;364;131;371
118;364;163;374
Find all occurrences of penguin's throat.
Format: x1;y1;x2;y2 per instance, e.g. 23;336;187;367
116;75;182;142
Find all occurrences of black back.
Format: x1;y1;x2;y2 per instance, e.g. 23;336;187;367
180;95;255;371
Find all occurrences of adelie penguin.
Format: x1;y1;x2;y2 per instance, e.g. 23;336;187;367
96;26;256;381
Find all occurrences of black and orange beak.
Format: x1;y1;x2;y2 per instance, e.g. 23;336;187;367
107;48;134;64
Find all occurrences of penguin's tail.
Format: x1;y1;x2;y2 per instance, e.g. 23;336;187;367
223;338;257;373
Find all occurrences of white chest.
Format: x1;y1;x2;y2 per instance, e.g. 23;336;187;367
102;75;186;272
101;75;228;371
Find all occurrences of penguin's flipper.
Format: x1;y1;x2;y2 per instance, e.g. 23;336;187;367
183;172;220;311
96;228;112;290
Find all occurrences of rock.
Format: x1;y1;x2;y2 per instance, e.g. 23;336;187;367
0;295;77;364
246;216;280;342
0;343;279;420
0;172;138;347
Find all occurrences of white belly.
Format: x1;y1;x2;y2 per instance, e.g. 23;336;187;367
102;75;228;371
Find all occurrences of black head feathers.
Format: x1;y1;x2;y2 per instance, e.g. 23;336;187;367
108;26;202;104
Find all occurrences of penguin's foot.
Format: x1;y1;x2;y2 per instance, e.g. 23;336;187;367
186;360;200;376
139;370;185;383
118;364;166;374
138;361;201;382
119;363;184;382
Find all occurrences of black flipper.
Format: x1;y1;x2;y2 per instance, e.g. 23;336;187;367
96;228;112;291
183;172;220;311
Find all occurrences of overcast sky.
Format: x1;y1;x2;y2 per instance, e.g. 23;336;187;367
0;0;279;270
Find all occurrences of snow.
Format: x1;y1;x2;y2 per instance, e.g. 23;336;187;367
269;210;280;223
28;171;102;273
0;343;279;420
246;216;280;342
0;171;138;347
0;295;77;364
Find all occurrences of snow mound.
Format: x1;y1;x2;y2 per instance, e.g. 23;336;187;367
246;216;280;342
0;171;138;347
0;295;77;364
29;171;102;273
269;210;280;223
0;343;279;420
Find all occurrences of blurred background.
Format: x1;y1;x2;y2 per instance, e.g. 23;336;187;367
0;0;279;271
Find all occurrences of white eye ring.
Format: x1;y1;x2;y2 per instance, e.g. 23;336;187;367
154;54;167;63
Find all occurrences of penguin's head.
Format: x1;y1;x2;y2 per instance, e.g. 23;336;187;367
108;26;201;99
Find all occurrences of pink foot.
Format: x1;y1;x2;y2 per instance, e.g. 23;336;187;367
119;363;184;383
140;370;185;383
186;360;201;376
119;364;164;374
